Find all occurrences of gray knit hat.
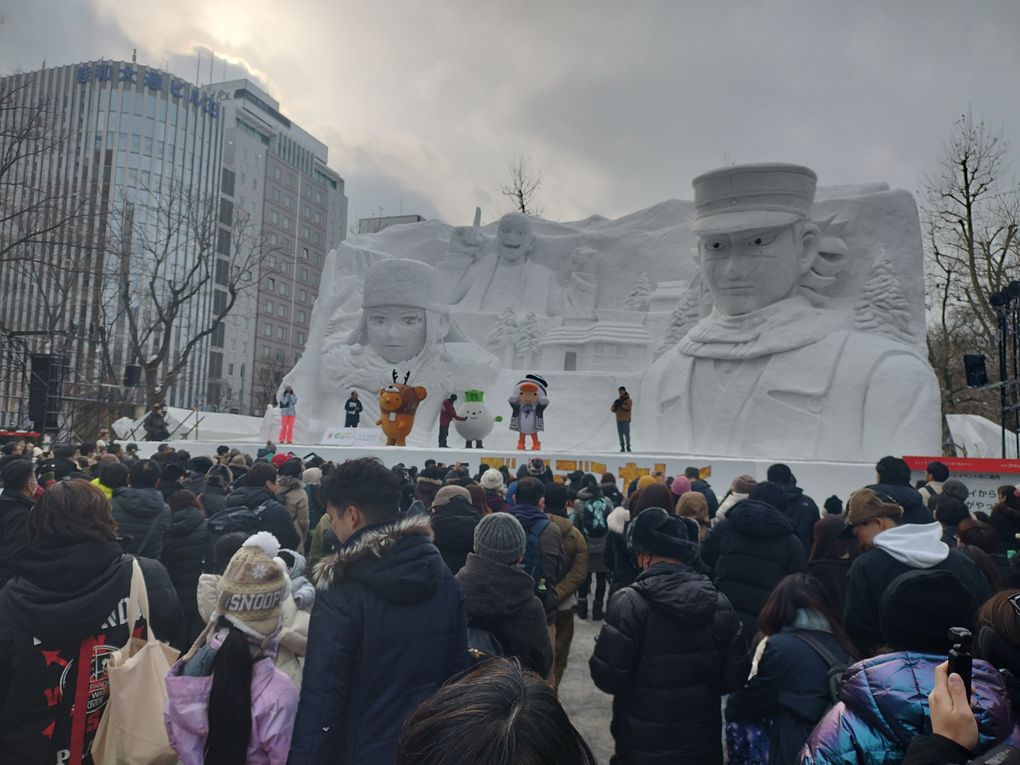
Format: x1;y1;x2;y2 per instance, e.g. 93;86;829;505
473;513;526;565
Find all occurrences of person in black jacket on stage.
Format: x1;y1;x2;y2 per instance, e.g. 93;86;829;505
590;508;748;765
700;485;809;646
0;479;182;764
161;489;208;648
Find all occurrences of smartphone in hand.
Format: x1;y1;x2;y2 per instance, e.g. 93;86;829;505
947;627;973;702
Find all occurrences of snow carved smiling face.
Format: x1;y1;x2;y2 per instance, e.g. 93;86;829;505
497;214;535;263
455;402;495;440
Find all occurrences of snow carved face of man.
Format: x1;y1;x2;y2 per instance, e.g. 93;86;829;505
496;214;536;264
698;222;818;316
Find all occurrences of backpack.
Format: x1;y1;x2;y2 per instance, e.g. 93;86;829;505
582;497;611;539
791;631;849;705
207;502;268;538
522;517;550;594
466;618;505;663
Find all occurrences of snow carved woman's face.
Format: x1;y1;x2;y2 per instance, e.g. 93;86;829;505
365;305;427;363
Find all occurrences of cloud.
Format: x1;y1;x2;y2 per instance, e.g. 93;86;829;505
2;0;1019;227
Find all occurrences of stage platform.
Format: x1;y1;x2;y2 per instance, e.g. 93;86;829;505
151;440;881;503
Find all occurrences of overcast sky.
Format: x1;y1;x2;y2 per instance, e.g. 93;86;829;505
3;1;1019;227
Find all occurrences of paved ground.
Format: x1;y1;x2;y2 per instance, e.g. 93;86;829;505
557;613;615;764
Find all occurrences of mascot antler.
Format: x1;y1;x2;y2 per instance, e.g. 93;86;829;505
403;371;411;384
392;370;399;383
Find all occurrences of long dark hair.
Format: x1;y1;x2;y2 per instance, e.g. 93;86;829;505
758;574;858;659
629;484;674;519
396;658;597;765
809;515;858;563
204;622;254;765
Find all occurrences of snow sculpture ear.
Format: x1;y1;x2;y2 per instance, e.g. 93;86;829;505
434;310;451;341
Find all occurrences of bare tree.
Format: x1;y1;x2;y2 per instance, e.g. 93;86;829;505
102;183;281;407
498;155;544;216
0;75;87;270
252;356;291;413
922;112;1020;436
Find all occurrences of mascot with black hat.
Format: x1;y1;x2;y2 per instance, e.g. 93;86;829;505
509;373;549;451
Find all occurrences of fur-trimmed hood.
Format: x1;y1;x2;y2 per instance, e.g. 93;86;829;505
276;475;304;494
314;515;443;605
608;505;630;535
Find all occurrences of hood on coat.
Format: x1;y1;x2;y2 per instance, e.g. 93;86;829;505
112;486;168;519
276;475;303;494
224;485;274;509
169;506;206;536
282;549;307;579
630;561;720;625
726;499;796;540
314;515;444;605
607;505;630;535
5;537;128;641
455;553;535;618
837;652;1011;750
873;522;949;568
508;503;547;529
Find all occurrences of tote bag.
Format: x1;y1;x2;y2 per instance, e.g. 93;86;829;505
91;559;180;765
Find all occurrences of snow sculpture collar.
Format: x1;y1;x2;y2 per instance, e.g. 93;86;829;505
678;296;844;360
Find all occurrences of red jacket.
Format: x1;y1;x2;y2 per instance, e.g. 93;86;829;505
439;400;464;427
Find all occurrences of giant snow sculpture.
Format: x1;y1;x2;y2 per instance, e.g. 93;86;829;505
636;163;940;460
270;163;941;459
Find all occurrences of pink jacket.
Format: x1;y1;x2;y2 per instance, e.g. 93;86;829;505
165;655;299;765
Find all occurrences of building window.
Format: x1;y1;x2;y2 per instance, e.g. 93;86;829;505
273;188;280;202
263;323;272;337
300;267;309;282
283;216;291;230
279;305;288;319
279;282;288;297
271;210;279;224
276;349;285;362
227;363;234;376
301;247;309;260
267;277;275;291
297;331;306;344
264;300;274;315
297;309;306;324
262;345;271;359
277;326;287;341
298;289;308;303
221;168;235;196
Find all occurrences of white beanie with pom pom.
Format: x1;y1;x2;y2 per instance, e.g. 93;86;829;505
214;531;290;640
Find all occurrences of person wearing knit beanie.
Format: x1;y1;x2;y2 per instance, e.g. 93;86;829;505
166;531;299;764
473;513;527;564
732;475;757;495
669;476;691;497
302;467;322;485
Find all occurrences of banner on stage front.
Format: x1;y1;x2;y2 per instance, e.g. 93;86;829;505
320;427;384;447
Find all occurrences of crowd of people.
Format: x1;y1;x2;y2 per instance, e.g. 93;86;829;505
1;439;1019;764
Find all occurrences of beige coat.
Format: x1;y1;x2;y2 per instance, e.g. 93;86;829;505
276;476;309;545
196;573;309;688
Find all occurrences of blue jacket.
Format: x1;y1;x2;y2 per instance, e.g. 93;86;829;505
287;515;468;765
279;392;298;416
801;652;1013;765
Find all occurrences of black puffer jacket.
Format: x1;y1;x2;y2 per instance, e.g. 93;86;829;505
160;505;208;648
990;504;1020;553
700;499;808;642
429;496;481;575
456;553;552;675
0;490;33;588
866;482;933;525
590;562;748;764
605;506;641;597
199;484;227;517
781;484;819;553
0;537;181;763
214;485;300;550
111;486;171;558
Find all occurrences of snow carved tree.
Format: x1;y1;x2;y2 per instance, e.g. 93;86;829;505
854;258;914;343
625;273;653;311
